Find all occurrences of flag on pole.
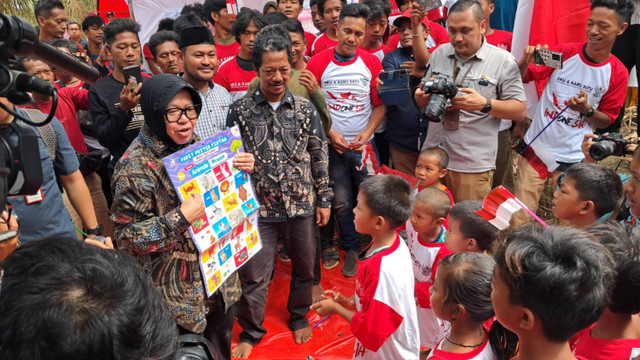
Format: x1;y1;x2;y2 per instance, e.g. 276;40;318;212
378;165;420;189
476;186;524;230
477;186;550;230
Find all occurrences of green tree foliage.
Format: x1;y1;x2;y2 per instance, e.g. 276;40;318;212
1;0;96;25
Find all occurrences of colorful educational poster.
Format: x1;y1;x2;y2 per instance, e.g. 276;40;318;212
163;126;262;296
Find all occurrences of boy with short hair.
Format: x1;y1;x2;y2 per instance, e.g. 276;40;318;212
311;175;420;359
415;147;452;199
572;223;640;359
311;0;346;55
492;224;615;360
552;163;624;228
445;201;498;254
361;0;391;61
81;15;105;64
277;0;317;56
405;187;453;349
310;0;327;35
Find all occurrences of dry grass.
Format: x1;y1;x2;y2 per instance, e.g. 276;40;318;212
535;106;637;222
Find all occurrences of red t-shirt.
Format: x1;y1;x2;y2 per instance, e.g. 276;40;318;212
304;31;316;58
485;29;513;52
571;324;640;360
215;39;241;65
213;56;255;101
311;33;338;56
20;86;89;154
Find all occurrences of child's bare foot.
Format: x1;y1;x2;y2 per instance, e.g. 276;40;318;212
312;285;324;303
293;326;312;344
232;342;253;359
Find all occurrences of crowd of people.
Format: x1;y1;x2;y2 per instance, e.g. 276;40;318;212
0;0;639;359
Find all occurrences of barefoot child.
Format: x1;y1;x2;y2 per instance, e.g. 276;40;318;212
406;187;453;349
445;201;499;254
311;175;420;359
492;225;615;360
571;223;640;359
426;252;517;359
552;163;623;228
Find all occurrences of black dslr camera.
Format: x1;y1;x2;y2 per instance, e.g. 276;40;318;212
421;76;458;122
589;133;631;161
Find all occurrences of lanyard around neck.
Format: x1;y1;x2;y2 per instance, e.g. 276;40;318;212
453;57;475;85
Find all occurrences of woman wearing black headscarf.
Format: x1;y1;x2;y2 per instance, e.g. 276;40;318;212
111;74;253;360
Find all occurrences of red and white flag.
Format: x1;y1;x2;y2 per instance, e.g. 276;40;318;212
357;142;381;175
476;186;525;230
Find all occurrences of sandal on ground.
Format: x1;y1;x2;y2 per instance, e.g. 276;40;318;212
277;247;291;262
322;248;340;270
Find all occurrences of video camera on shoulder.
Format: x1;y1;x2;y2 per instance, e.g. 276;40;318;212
421;76;458;122
589;133;631;161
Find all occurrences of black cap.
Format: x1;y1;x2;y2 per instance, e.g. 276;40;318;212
178;26;215;49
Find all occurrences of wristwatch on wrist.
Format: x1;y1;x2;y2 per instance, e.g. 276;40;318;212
582;106;595;118
85;224;104;236
481;98;492;113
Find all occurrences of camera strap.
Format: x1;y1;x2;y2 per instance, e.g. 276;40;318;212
452;58;475;85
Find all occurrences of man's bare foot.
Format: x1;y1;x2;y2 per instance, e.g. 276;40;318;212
312;285;324;304
232;342;253;359
293;326;312;344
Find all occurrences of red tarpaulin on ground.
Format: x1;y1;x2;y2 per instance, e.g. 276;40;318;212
96;0;130;20
231;251;356;359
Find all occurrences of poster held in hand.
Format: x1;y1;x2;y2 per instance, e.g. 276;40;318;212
163;125;262;296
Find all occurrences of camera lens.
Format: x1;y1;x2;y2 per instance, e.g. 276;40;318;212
424;94;448;122
589;140;616;161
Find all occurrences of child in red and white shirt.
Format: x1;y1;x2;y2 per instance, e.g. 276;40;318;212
493;225;614;360
360;0;392;62
570;224;640;360
405;187;453;350
427;252;516;360
312;175;420;359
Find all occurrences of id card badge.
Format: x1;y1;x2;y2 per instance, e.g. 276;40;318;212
25;188;44;204
443;107;460;131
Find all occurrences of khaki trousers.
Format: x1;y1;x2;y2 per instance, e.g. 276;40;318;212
445;170;495;202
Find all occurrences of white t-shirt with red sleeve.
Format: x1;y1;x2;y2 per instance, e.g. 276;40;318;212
427;335;497;360
405;221;453;348
311;33;338;56
213;56;255;101
351;233;420;360
306;48;383;143
523;42;628;163
571;325;640;360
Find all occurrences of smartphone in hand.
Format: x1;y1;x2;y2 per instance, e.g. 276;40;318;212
122;65;142;91
533;48;563;69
